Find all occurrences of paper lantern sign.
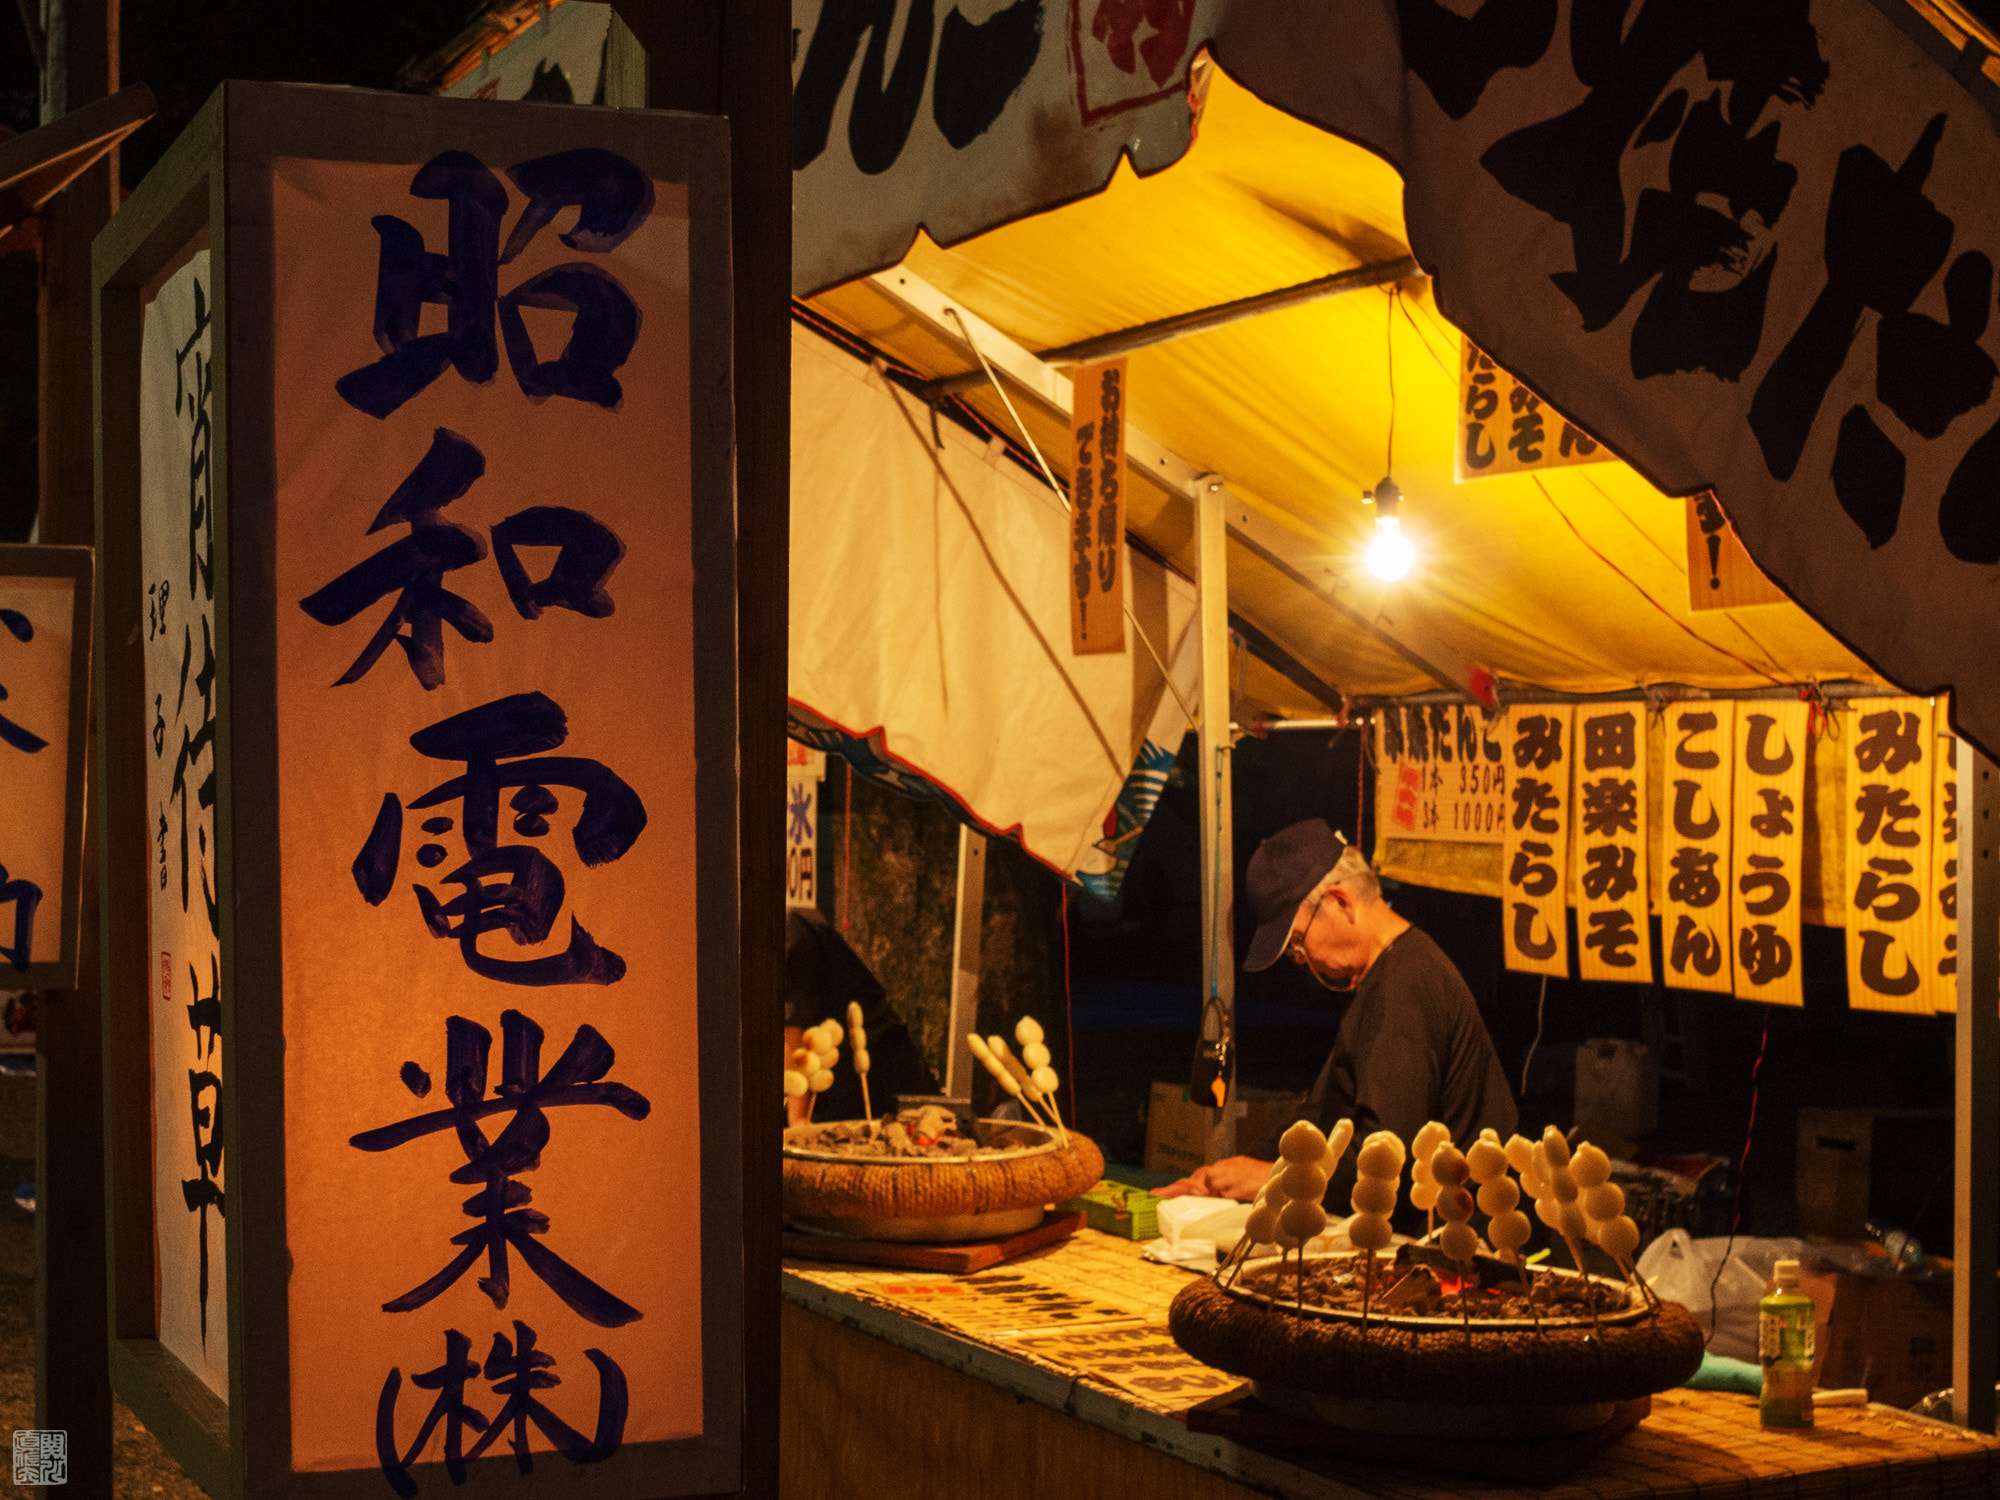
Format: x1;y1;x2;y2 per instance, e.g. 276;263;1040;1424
1843;697;1935;1015
1661;703;1735;995
1069;358;1128;656
96;83;743;1499
786;742;825;910
1932;728;1959;1013
1500;704;1572;977
1685;494;1788;612
1573;704;1651;985
1729;702;1808;1007
0;545;90;989
1376;704;1507;843
1457;341;1607;482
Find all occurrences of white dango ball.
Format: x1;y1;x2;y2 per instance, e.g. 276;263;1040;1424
1245;1202;1282;1243
1348;1213;1394;1252
1480;1127;1501;1144
966;1033;994;1063
1489;1210;1533;1255
1440;1221;1480;1262
1356;1131;1405;1178
1015;1016;1045;1047
1325;1119;1355;1166
1279;1161;1329;1201
1536;1195;1564;1230
809;1070;835;1093
1504;1134;1538;1176
1571;1142;1612;1189
1597;1217;1642;1261
1476;1176;1520;1217
1540;1126;1572;1169
1467;1138;1509;1184
1411;1177;1442;1212
853;1048;873;1074
1280;1198;1328;1243
1582;1182;1625;1223
1280;1120;1329;1163
1430;1144;1470;1189
783;1071;809;1098
1023;1042;1052;1070
822;1019;845;1047
1557;1202;1589;1242
1413;1120;1450;1163
1436;1184;1475;1223
1351;1176;1397;1216
1031;1066;1059;1093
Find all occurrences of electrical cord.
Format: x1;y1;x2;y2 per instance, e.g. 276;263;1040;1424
1521;974;1548;1097
1706;1006;1770;1343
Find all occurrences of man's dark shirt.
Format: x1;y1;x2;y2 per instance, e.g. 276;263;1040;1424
785;908;937;1120
1253;926;1517;1214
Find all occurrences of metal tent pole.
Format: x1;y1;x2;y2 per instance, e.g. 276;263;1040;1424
1956;738;1998;1432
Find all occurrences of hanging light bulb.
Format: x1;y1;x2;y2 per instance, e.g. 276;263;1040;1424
1363;476;1414;581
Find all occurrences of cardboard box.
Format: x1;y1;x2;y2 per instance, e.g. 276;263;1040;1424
1060;1180;1160;1240
1798;1258;1953;1409
1795;1108;1951;1241
1143;1082;1301;1176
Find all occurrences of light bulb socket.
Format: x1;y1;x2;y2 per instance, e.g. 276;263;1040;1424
1371;476;1402;518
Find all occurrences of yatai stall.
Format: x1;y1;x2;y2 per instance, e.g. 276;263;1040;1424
775;0;2000;1494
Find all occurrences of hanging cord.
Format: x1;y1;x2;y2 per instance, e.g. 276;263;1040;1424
840;760;854;931
1707;1007;1771;1343
1520;974;1549;1097
1356;716;1370;859
1384;285;1399;477
939;306;1199;731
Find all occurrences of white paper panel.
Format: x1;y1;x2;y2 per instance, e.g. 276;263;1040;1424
0;574;73;971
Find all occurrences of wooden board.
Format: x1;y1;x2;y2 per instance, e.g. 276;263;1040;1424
1185;1390;1651;1487
781;1209;1083;1272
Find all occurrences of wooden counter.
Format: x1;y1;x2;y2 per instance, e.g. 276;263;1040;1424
781;1228;2000;1499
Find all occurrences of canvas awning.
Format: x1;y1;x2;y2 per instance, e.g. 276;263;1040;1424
806;62;1884;723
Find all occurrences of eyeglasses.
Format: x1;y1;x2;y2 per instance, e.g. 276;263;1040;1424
1285;890;1329;965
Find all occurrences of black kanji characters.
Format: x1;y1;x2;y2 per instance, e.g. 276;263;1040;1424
1738;923;1794;986
1580;844;1638;902
376;1321;627;1498
1580;776;1638;838
1854;710;1924;774
301;429;626;689
1584;909;1640;968
351;1008;652;1327
1512;713;1563;770
0;864;39;973
352;692;646;986
0;606;46;756
1668;847;1721;909
337;149;650;420
1582;711;1636;772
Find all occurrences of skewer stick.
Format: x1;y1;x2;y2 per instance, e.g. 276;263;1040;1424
988;1037;1055;1129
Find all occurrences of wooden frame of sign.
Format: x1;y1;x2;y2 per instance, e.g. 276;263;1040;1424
94;82;748;1498
0;542;92;989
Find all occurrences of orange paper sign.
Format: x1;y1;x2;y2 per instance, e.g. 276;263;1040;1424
1070;359;1127;655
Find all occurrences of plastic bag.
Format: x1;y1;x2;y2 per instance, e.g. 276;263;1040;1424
1636;1229;1805;1362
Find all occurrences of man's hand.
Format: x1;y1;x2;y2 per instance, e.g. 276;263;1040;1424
1155;1155;1274;1202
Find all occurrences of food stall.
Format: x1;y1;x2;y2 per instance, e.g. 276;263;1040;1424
410;1;2000;1494
770;0;2000;1490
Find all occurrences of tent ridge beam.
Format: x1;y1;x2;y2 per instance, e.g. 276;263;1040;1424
926;254;1422;397
1344;678;1889;707
866;267;1486;704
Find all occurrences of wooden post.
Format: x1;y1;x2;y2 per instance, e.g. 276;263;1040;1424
944;826;988;1097
35;0;115;1491
609;2;787;1491
1195;473;1236;1161
1956;738;1999;1432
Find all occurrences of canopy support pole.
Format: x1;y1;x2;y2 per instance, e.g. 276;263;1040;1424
1196;474;1239;1162
1956;737;1998;1432
943;825;988;1098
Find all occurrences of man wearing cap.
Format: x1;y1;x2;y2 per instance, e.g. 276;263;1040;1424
1158;818;1516;1207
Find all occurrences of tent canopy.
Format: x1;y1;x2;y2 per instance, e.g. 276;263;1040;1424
808;63;1883;721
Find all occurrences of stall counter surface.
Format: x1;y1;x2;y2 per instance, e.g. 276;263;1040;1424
781;1226;2000;1500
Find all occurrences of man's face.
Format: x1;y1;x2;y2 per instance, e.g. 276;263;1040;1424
1287;882;1371;991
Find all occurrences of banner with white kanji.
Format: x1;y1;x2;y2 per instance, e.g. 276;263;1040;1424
1844;697;1935;1014
1932;726;1959;1012
1500;705;1572;977
1376;704;1507;844
1574;704;1650;984
793;0;2000;771
271;150;709;1473
1730;702;1808;1007
1661;703;1735;994
139;250;227;1403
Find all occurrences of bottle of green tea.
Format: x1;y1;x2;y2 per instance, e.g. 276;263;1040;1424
1759;1259;1815;1428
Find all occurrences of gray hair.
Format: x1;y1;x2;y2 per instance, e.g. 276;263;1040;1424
1323;846;1382;904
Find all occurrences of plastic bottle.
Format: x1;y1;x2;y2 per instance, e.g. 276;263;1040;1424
1759;1259;1815;1429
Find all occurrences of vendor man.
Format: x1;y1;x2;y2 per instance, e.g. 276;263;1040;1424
1158;818;1516;1206
785;905;938;1124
